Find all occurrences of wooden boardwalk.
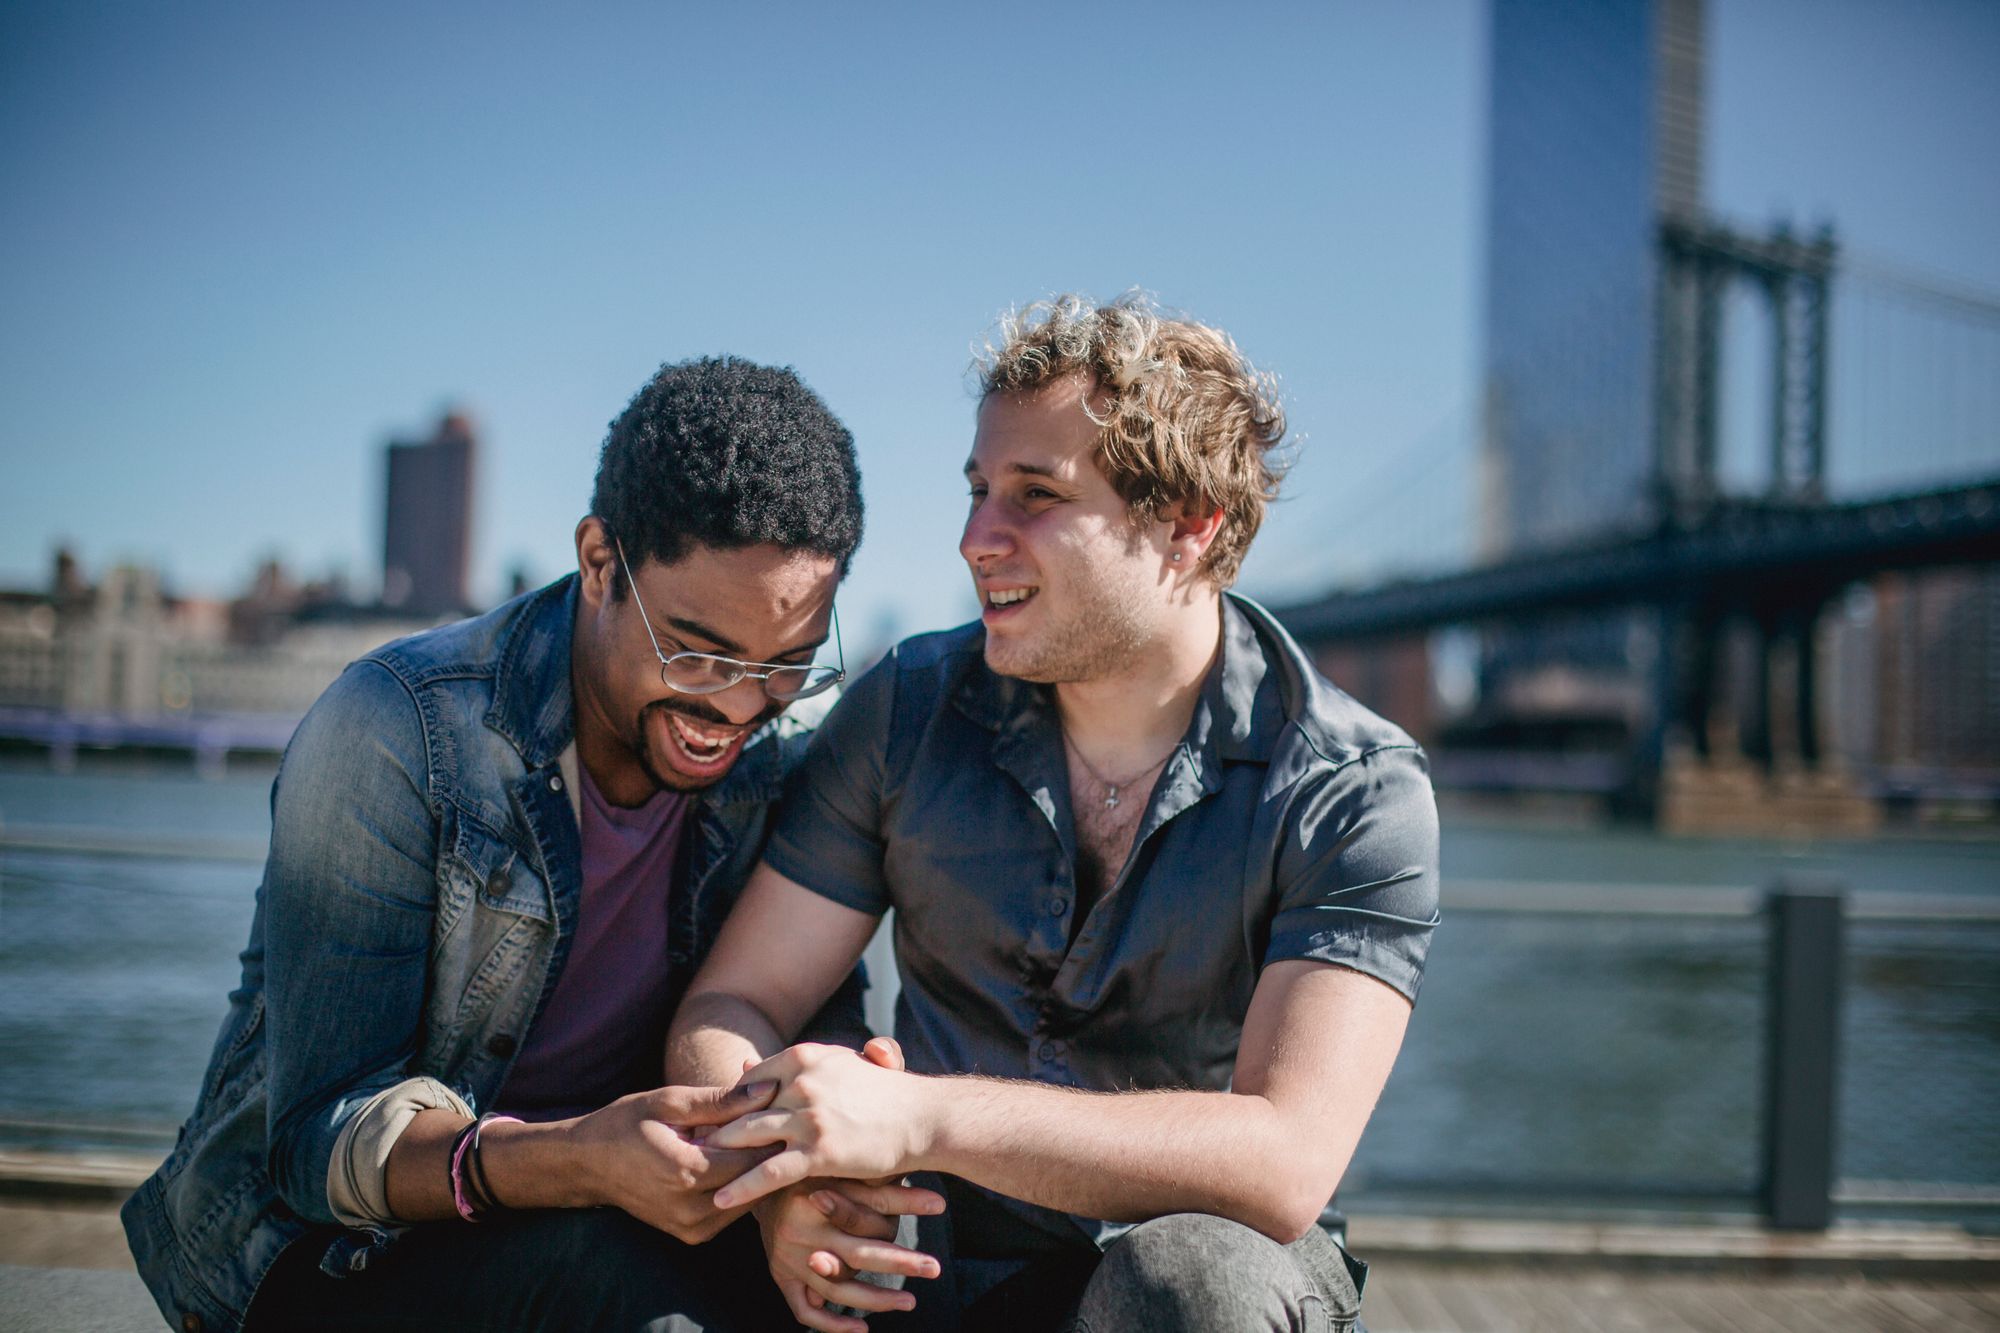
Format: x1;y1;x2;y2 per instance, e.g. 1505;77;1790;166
1360;1258;2000;1331
2;1190;1997;1331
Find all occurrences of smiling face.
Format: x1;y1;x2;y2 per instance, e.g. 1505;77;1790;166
574;521;839;798
960;380;1174;684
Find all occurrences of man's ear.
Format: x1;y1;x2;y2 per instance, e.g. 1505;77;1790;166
1166;503;1226;566
576;516;617;608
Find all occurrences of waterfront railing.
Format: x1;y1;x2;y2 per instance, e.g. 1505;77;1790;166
1353;876;2000;1231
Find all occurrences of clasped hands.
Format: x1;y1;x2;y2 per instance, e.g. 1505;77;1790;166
713;1037;942;1333
573;1037;939;1331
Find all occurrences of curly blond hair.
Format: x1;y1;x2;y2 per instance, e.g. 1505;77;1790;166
974;292;1288;587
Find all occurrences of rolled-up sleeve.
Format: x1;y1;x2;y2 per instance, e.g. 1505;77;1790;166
263;659;442;1226
762;654;897;917
1266;744;1441;1003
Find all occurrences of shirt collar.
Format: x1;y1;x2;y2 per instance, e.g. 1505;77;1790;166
952;592;1287;769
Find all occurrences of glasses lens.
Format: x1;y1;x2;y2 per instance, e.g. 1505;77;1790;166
660;653;742;695
763;665;842;702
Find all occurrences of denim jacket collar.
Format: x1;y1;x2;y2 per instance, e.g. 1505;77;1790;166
486;576;578;771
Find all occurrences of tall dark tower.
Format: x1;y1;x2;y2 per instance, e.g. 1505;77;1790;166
1476;0;1705;722
382;411;476;615
1479;0;1704;557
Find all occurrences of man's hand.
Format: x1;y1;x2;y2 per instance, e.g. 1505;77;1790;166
709;1043;936;1211
749;1036;946;1332
753;1179;942;1333
568;1081;779;1243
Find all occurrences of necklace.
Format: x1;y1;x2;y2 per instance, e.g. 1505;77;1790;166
1062;733;1177;811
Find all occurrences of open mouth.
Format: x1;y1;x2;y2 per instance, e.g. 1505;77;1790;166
663;711;748;772
984;586;1038;612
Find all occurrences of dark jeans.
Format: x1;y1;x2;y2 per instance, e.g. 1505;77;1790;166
245;1210;791;1333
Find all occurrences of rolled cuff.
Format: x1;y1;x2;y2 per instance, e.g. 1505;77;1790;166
1264;901;1439;1005
763;836;891;917
325;1075;473;1228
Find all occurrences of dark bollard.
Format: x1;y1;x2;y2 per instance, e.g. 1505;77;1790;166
1762;876;1845;1230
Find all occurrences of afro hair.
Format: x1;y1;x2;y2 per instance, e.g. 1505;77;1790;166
590;356;864;586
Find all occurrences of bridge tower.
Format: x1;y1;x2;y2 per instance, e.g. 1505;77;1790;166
1647;219;1879;831
1654;219;1837;519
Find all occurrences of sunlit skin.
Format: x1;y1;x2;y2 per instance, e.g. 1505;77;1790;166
960;378;1227;776
379;520;930;1269
668;376;1420;1325
570;516;838;807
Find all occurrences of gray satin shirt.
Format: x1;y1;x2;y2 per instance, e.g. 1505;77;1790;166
764;593;1440;1253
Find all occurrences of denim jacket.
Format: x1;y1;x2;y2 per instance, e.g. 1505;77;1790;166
121;575;861;1333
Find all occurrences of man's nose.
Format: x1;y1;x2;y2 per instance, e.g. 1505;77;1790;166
708;677;771;726
959;498;1012;567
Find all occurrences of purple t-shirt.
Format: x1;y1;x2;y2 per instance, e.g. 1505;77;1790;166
495;760;690;1120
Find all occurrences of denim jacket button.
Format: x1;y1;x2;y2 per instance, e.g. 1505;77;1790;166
548;775;563;792
181;1314;203;1333
486;1033;518;1059
485;870;507;896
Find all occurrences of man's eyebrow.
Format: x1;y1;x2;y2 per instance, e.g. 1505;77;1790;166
664;615;827;661
963;459;1063;479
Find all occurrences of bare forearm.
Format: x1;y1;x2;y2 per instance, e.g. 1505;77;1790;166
911;1079;1337;1243
667;990;789;1087
383;1110;598;1221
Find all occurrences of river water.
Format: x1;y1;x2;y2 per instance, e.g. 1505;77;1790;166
2;755;1995;1221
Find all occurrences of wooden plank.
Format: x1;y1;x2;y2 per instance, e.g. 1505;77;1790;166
1367;1264;1470;1331
1675;1277;1797;1333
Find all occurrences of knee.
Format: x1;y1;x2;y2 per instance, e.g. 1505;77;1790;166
1075;1214;1303;1332
517;1208;672;1271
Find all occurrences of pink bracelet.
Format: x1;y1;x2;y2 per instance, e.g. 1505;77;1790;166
448;1121;483;1222
449;1114;524;1222
468;1114;523;1217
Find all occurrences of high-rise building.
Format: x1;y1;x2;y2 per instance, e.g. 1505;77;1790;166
382;411;476;615
1476;0;1704;721
1480;0;1703;557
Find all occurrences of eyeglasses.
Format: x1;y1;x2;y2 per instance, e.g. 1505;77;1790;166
614;539;845;702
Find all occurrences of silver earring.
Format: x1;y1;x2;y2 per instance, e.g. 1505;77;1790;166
1171;552;1183;563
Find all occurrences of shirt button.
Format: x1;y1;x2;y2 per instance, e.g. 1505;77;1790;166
1038;1042;1057;1062
486;1033;518;1059
1048;897;1068;917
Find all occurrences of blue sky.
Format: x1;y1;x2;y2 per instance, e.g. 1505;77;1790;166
3;0;1995;644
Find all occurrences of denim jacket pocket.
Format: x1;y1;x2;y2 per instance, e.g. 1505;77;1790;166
426;803;555;1070
437;804;549;928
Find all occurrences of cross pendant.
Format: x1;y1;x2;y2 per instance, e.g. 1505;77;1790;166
1103;788;1120;810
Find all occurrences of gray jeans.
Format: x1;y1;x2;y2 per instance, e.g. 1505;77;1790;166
1068;1214;1365;1333
882;1212;1364;1333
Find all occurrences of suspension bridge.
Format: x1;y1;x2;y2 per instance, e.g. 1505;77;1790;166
1274;216;2000;827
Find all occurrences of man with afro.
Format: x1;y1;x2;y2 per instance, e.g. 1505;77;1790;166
126;357;934;1331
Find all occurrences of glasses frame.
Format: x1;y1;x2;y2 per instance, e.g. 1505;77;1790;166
613;539;845;702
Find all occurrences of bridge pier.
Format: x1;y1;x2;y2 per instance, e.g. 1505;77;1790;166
1659;592;1877;836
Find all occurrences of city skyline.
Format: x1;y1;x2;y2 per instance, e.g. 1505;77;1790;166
4;0;1996;639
